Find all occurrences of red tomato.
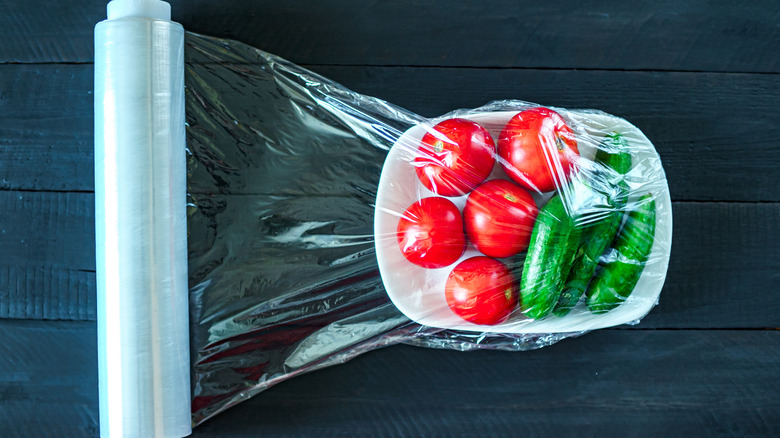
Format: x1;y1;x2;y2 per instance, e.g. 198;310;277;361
396;197;466;269
413;118;495;197
463;179;538;258
498;107;579;193
445;256;518;325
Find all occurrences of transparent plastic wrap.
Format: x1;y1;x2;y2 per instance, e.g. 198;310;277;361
94;8;191;438
185;32;672;424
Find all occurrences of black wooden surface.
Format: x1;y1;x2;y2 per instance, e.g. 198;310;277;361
1;0;779;436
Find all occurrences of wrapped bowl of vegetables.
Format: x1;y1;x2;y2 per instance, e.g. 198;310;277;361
375;102;672;333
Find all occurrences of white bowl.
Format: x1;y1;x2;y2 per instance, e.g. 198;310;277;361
374;109;672;333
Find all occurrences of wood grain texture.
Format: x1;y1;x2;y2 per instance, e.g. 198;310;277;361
636;202;780;329
2;320;778;437
1;189;778;328
0;191;95;320
2;64;779;201
2;0;779;73
195;331;780;437
0;65;93;191
0;265;94;321
0;191;94;271
0;320;98;438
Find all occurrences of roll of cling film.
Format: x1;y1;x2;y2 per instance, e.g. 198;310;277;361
94;1;191;436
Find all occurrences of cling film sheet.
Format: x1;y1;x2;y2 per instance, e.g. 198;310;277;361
185;32;672;424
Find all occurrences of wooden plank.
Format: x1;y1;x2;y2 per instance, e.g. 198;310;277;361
632;202;780;329
0;191;95;321
1;188;778;328
193;331;780;436
3;63;779;201
0;1;96;64
0;191;94;271
0;65;93;192
2;320;777;437
0;265;95;321
3;0;779;73
0;320;98;438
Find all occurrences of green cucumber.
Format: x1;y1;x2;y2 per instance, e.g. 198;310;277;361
520;194;581;319
586;194;657;314
553;210;622;315
600;132;632;175
553;134;632;316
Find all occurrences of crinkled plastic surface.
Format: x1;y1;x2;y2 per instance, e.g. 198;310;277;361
95;17;191;438
185;32;671;425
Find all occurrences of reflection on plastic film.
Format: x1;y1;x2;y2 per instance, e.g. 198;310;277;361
184;32;671;424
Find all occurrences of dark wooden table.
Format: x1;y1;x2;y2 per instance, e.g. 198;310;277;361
2;1;779;436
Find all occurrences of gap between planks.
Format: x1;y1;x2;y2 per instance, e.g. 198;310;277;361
3;61;780;77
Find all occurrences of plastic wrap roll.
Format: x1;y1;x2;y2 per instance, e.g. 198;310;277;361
94;1;190;437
